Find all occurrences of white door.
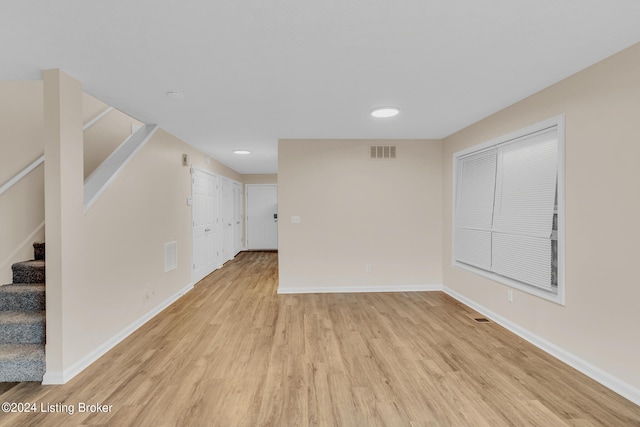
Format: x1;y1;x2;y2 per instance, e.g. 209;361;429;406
246;184;278;250
220;177;234;263
233;182;243;255
192;169;220;283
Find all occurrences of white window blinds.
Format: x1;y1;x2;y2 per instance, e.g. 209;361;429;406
492;129;558;238
453;126;559;293
454;149;497;270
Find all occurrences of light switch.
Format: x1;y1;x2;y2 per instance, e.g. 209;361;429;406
291;216;301;224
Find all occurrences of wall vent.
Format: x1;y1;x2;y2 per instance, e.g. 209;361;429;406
164;241;178;272
369;145;397;160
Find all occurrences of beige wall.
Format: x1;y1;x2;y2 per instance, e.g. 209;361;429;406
199;156;243;183
66;129;197;367
82;93;143;179
68;130;242;374
40;70;244;380
442;43;640;391
0;81;45;284
242;174;277;185
278;139;442;291
82;91;108;124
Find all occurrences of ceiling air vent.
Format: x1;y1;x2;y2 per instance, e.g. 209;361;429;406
369;145;397;160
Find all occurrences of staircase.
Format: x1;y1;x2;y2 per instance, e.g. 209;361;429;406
0;242;46;382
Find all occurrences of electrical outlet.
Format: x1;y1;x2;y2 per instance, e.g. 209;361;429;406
507;289;513;303
365;264;372;273
145;284;155;301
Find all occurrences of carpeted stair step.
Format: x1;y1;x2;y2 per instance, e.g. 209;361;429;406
0;284;45;312
0;311;45;344
1;242;47;383
11;260;45;284
0;344;45;382
33;242;45;261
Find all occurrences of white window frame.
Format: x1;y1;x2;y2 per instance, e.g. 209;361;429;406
452;115;565;305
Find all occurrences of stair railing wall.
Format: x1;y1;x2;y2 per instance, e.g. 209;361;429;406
0;105;115;198
0;154;44;198
83;106;114;132
1;100;150;282
83;123;159;211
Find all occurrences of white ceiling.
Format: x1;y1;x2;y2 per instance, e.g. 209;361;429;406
3;1;640;174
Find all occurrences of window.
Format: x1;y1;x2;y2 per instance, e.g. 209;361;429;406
452;116;564;304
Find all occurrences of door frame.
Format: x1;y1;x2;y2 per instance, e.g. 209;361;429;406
245;184;278;250
220;176;239;264
233;181;244;255
191;167;221;284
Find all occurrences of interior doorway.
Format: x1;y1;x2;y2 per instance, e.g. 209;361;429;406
246;184;278;250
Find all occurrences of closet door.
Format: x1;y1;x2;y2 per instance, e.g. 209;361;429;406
192;169;220;283
233;181;243;255
221;177;234;263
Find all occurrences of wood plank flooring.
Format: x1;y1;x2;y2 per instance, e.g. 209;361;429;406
1;251;639;426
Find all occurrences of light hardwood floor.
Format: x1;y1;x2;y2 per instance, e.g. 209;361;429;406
1;251;639;426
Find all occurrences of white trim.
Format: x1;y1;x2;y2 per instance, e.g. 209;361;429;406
556;116;566;305
232;180;244;256
42;370;64;385
453;263;561;304
82;106;114;131
278;284;443;294
84;124;159;212
443;286;640;406
43;281;194;385
454;115;564;158
0;154;45;198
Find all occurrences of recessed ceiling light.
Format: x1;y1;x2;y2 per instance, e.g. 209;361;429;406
371;107;399;118
166;91;184;99
233;149;251;155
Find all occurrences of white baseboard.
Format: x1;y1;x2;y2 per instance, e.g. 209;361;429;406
42;370;63;385
43;281;194;385
443;286;640;406
278;284;443;294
